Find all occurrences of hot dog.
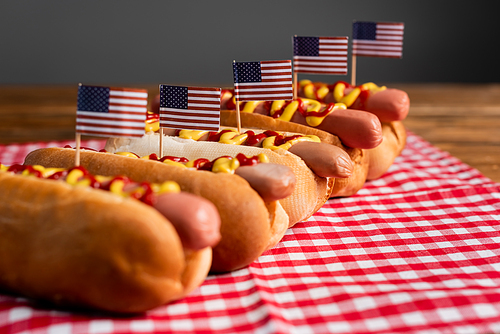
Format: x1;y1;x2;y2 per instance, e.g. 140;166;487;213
24;147;290;273
154;92;382;149
26;129;344;227
215;110;369;197
157;127;354;179
234;161;296;203
295;80;409;179
0;164;220;313
108;150;297;203
216;92;382;150
149;96;376;197
216;83;407;181
103;124;366;224
151;92;381;188
297;80;410;122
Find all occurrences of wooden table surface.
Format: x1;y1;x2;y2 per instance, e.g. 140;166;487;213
1;84;499;182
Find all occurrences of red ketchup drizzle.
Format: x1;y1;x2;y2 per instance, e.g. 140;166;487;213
7;164;43;178
244;130;267;146
147;153;160;161
7;164;29;174
207;129;234;142
195;128;304;149
197;156;231;171
196;158;213;171
160;156;189;163
329;80;370;108
140;184;155;206
268;100;290;118
264;99;306;119
154;153;263;170
129;182;155;206
6;164;156;206
235;153;259;167
247;129;302;147
275;135;303;146
263;101;273;111
100;176;128;191
47;170;67;180
296;99;307;115
298;103;335;118
263;130;281;137
357;89;370;109
97;175;153;205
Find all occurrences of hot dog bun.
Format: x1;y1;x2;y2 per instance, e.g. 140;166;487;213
366;121;407;180
153;91;403;186
0;171;212;314
24;147;289;273
218;87;406;183
105;133;333;227
219;110;369;198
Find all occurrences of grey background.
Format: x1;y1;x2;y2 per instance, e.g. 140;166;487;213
1;1;497;87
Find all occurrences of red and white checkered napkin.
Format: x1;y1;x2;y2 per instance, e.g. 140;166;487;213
1;133;500;334
0;139;108;166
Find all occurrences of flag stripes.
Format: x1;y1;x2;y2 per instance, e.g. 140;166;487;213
352;21;404;58
233;60;293;101
293;36;348;75
76;86;147;138
159;85;221;131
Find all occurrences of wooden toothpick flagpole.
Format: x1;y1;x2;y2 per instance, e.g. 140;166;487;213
159;127;164;158
74;133;81;167
351;54;357;86
235;97;242;133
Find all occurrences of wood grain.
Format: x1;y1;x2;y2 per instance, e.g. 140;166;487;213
1;84;499;182
394;83;500;182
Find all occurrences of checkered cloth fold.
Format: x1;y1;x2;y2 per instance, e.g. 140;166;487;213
1;132;499;334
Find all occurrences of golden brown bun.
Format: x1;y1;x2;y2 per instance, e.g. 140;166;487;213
264;200;289;250
330;147;370;197
0;171;211;314
180;247;212;297
24;147;288;273
105;133;332;227
366;121;407;180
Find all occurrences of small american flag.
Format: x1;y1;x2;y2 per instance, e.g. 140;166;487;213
352;21;404;58
293;36;348;75
76;85;148;138
233;60;293;101
159;85;221;131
